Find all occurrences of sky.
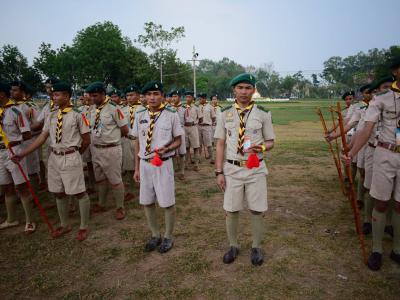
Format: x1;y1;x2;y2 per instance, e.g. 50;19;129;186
1;0;399;76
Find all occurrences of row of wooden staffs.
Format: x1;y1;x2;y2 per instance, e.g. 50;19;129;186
316;102;368;265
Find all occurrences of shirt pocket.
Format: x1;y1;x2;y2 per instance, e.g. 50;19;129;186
382;110;398;127
157;123;172;139
225;122;237;140
101;114;114;126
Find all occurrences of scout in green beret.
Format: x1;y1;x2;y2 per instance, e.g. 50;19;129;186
108;88;122;105
197;92;216;163
171;89;187;180
215;73;275;266
210;94;222;146
183;90;201;170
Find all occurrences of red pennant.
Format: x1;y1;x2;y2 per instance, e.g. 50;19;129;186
151;153;163;167
246;153;260;169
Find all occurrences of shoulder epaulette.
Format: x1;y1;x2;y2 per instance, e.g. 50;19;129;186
136;107;147;114
11;107;20;115
73;107;81;113
194;104;199;107
25;101;37;108
221;105;232;112
165;106;176;113
376;89;390;96
257;105;270;113
109;101;117;107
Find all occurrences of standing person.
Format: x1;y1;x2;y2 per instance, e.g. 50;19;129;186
171;89;186;180
184;91;201;171
0;82;36;233
214;73;275;266
133;81;183;253
198;93;216;163
86;82;129;220
12;82;91;241
211;94;222;146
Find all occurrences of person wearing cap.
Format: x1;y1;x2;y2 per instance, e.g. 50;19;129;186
132;80;183;253
12;82;91;241
120;84;141;201
183;91;201;171
108;89;122;105
210;94;222;146
171;89;187;180
0;82;36;233
198;92;216;163
343;58;400;270
86;81;129;220
214;73;275;266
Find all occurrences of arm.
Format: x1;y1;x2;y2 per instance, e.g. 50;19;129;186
22;131;32;141
120;125;129;137
215;138;226;191
15;131;49;159
79;133;90;154
133;138;140;183
347;121;375;158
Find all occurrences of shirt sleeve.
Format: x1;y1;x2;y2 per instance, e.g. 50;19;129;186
132;113;139;137
78;112;90;135
262;111;275;140
113;106;128;127
37;103;49;123
14;108;30;133
172;113;184;137
214;111;226;139
42;113;51;133
364;96;383;123
348;107;362;127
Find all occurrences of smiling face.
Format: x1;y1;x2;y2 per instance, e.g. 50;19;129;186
233;83;255;105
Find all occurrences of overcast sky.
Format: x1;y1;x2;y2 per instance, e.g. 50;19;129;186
1;0;399;76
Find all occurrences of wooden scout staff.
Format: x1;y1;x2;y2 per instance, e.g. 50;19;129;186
334;102;367;264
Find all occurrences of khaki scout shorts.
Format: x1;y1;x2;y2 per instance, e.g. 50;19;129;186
0;145;29;185
47;151;86;195
91;145;123;185
23;138;40;175
185;125;200;149
370;146;400;202
357;144;366;169
363;145;375;190
223;160;268;212
121;137;135;171
198;125;212;147
139;158;175;208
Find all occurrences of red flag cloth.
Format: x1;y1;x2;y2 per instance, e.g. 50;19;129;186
151;153;163;167
246;153;260;169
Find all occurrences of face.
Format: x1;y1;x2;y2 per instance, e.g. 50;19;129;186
45;83;53;96
172;94;180;105
392;67;400;80
10;86;24;100
53;91;70;107
380;82;392;91
145;90;163;108
362;90;372;101
234;83;255;104
344;95;353;107
0;91;8;102
110;94;121;104
126;91;139;104
84;93;92;105
140;94;146;105
89;92;105;106
211;96;218;106
199;97;206;104
186;95;194;104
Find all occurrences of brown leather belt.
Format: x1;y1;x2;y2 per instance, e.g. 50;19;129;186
377;141;400;153
184;122;195;127
52;148;77;156
227;158;263;167
142;156;171;163
198;124;211;126
368;142;376;148
94;143;119;148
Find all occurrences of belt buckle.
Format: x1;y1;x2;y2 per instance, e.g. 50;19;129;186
239;160;247;167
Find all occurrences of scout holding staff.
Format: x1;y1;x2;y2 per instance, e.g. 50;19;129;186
12;82;91;241
214;73;275;266
86;82;129;220
210;94;222;145
133;81;183;253
184;91;201;171
171;89;187;180
198;93;216;163
343;58;400;270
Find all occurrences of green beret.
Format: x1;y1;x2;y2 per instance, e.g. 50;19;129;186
141;80;163;94
198;92;207;98
376;75;394;88
124;84;139;93
359;84;371;93
170;89;181;96
230;73;256;87
341;91;355;100
210;94;218;100
85;81;105;93
52;81;72;94
45;77;60;85
81;84;89;90
108;88;122;97
0;82;10;97
184;90;194;96
10;80;27;92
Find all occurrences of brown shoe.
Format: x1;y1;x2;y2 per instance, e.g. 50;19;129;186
92;204;107;213
115;208;125;220
52;225;72;238
75;229;89;242
193;165;199;172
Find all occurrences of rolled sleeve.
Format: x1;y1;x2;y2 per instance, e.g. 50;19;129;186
262;112;275;140
364;98;382;124
172;113;184;137
214;113;226;139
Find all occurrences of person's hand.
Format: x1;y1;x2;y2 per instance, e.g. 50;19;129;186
11;155;22;164
247;144;263;153
341;152;352;167
133;169;140;183
216;174;226;192
325;133;334;142
156;146;169;155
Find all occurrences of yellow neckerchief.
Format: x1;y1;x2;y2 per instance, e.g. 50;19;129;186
94;98;110;129
55;105;73;143
234;101;255;155
50;99;55;110
391;81;400;93
173;102;182;108
0;99;16;147
145;103;166;153
128;103;140;127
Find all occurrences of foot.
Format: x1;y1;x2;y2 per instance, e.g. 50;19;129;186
385;225;394;237
250;248;264;266
144;236;162;252
177;174;185;180
92;203;107;213
76;229;89;242
124;193;134;202
159;238;174;253
51;225;72;238
24;222;36;234
362;222;372;235
210;160;215;164
115;208;125;220
390;251;400;265
367;252;382;271
193;165;199;172
223;246;239;264
0;220;19;230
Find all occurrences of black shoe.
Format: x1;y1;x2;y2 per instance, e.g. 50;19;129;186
357;200;364;210
144;236;161;252
250;248;264;266
385;225;394;237
390;251;400;265
158;238;174;253
223;246;239;264
363;222;372;235
367;252;382;271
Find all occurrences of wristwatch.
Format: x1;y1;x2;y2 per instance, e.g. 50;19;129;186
215;170;224;177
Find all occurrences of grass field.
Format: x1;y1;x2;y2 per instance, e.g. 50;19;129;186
1;99;399;299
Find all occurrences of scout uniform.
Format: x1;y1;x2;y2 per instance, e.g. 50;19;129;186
214;73;275;266
132;81;184;253
86;82;128;219
0;82;35;233
211;98;222;143
42;82;91;240
183;91;201;169
198;93;216;162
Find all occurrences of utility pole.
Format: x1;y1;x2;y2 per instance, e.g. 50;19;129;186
187;46;201;97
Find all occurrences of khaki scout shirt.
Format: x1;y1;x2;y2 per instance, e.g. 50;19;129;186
90;101;128;145
132;106;184;159
1;104;30;142
43;108;90;150
214;104;275;161
174;105;185;127
364;89;400;145
18;101;40;135
37;100;56;123
184;104;199;124
198;103;216;125
212;105;222;125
